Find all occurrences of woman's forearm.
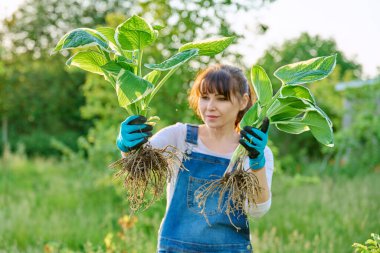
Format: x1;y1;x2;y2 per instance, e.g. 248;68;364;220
250;167;270;203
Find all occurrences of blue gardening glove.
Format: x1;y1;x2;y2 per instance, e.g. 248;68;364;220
239;117;270;170
116;115;153;152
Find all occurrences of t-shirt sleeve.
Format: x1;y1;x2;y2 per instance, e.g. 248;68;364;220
149;122;186;150
244;146;274;218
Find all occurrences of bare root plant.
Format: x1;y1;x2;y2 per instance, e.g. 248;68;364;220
109;144;186;212
196;158;263;230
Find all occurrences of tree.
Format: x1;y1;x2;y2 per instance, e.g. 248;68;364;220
1;0;275;157
1;0;274;59
256;32;362;88
0;53;90;155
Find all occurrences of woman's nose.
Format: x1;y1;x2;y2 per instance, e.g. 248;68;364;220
207;98;216;110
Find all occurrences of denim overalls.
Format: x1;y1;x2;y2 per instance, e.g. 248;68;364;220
157;124;253;253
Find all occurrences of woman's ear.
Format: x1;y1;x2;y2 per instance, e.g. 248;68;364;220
239;93;250;111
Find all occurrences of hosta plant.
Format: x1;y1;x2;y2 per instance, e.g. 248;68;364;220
352;233;380;253
52;15;235;212
196;54;337;229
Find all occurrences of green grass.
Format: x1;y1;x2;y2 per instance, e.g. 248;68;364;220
250;174;380;252
1;154;379;252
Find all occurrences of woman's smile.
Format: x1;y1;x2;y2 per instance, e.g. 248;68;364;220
206;115;219;120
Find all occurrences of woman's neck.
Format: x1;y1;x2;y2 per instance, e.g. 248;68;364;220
199;124;240;154
200;124;239;143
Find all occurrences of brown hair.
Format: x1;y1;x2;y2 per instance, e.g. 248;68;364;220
188;64;255;129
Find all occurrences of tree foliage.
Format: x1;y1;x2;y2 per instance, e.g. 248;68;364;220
256;32;362;91
331;81;380;176
0;54;90;155
1;0;274;157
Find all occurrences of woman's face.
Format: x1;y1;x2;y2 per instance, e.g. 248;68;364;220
198;92;248;129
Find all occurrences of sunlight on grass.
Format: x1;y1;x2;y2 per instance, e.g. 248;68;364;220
1;154;379;252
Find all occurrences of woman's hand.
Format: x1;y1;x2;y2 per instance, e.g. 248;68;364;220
239;118;270;170
116;115;153;152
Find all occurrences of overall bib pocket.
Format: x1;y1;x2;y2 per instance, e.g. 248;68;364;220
187;176;227;216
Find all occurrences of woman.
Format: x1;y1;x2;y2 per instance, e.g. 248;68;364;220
116;64;274;253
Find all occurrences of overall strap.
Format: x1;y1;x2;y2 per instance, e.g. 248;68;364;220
185;124;199;144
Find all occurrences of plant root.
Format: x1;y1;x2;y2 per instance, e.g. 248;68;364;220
195;159;263;230
109;144;186;213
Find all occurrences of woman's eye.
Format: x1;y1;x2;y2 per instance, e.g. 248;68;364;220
217;96;227;100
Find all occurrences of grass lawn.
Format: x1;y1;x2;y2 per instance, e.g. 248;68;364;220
1;155;379;252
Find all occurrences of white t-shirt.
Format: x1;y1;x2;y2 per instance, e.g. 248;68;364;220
124;122;274;218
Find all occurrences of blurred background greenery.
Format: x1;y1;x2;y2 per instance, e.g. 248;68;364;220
0;0;379;252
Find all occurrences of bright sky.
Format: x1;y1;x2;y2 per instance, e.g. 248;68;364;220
0;0;25;18
1;0;379;78
231;0;380;78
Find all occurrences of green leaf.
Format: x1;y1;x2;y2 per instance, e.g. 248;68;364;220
314;105;333;127
144;49;199;71
250;66;273;107
116;55;133;62
66;51;108;75
116;70;154;108
280;85;316;103
178;36;235;56
268;95;326;123
53;28;109;53
272;99;334;146
274;54;337;85
116;55;136;70
96;27;118;49
267;96;313;117
115;15;155;50
365;239;376;246
153;24;165;31
143;70;161;85
268;97;310;122
270;107;304;122
371;233;380;244
100;61;133;77
101;61;121;76
302;110;334;147
53;33;70;53
276;121;310;134
239;103;259;129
